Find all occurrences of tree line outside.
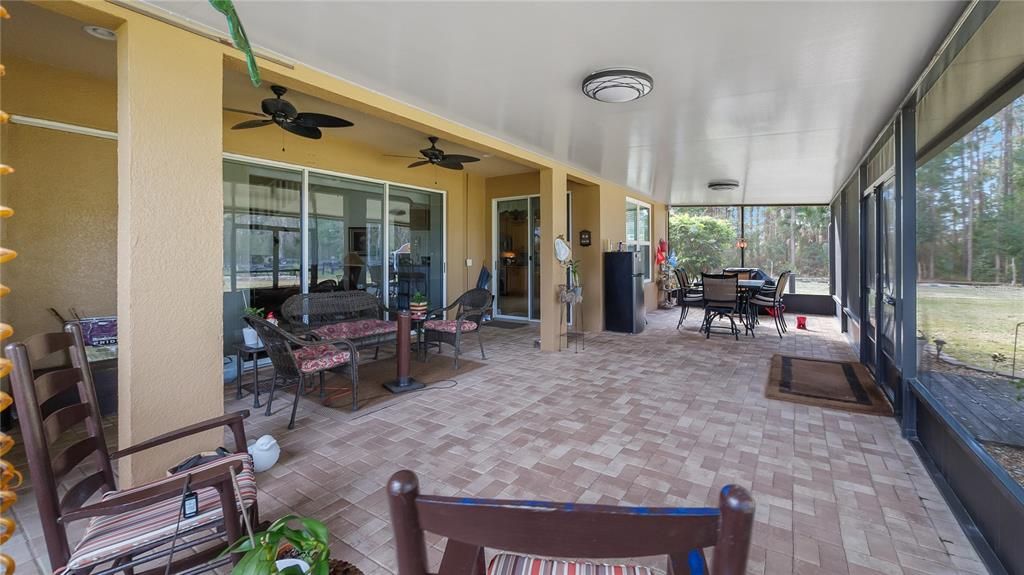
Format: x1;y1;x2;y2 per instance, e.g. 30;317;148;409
917;91;1024;373
667;206;831;294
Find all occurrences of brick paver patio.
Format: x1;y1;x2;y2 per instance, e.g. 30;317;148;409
6;310;987;574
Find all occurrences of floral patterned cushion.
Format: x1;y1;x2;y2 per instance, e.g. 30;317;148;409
312;319;397;340
293;344;352;373
423;319;478;334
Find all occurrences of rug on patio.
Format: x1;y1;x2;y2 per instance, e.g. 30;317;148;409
766;354;892;415
321;355;484;411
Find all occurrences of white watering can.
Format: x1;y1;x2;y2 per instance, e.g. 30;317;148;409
247;435;281;472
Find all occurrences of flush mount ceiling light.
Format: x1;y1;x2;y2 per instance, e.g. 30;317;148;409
83;25;116;41
708;179;740;192
582;69;653;103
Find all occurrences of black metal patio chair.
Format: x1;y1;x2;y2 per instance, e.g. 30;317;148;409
674;268;704;329
701;273;743;340
750;270;791;338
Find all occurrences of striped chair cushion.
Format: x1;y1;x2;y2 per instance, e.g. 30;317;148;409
682;292;704;303
424;319;478;334
62;453;257;572
749;295;777;307
488;553;654;575
312;319;397;340
293;344;352;373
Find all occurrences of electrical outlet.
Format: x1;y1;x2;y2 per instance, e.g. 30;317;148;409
466;258;473;267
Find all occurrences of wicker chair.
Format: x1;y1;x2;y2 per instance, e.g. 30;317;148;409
6;323;257;575
674;268;704;328
423;288;492;369
245;316;360;428
387;470;755;575
750;270;791;338
701;273;743;340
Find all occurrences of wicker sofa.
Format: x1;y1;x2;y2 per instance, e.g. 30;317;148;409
280;291;397;353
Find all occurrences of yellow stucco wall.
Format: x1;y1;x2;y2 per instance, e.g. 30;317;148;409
0;57;118;359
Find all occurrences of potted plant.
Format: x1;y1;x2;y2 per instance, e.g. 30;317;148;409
409;292;428;318
222;514;331;575
565;259;582;300
242;307;265;347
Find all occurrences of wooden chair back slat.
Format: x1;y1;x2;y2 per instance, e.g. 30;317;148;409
416;496;719;559
34;368;82;408
50;436;104;480
60;470;109;513
388;471;755;575
43;403;91;444
22;331;75;362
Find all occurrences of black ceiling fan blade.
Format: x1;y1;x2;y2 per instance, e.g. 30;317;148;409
232;119;274;130
280;121;322;139
294;112;353;128
408;160;430;168
384;155;425;160
442;154;480;164
224;107;267;118
262;97;298;118
437;159;465;170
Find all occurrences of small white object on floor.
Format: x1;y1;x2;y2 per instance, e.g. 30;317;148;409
247;434;281;472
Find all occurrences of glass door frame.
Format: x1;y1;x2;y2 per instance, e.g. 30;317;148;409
224;153;447;309
492;195;540;321
861;169;899;406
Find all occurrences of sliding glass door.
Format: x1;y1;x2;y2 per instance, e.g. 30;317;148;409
389;185;445;310
223;160;303;316
223;157;446;329
308;173;386;295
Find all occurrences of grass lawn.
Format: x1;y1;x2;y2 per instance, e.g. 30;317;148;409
918;283;1024;371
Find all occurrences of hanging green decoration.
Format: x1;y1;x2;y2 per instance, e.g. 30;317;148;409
209;0;261;87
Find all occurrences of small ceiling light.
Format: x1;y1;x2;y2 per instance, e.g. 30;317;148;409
582;69;653;103
708;179;740;192
83;25;116;41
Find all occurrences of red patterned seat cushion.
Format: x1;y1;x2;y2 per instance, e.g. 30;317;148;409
293;343;352;373
488;553;654;575
61;453;257;572
312;319;397;340
423;319;478;333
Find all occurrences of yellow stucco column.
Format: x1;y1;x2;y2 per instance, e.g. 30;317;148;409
117;17;224;485
539;168;568;351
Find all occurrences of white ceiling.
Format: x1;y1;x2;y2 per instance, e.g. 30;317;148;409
149;3;963;203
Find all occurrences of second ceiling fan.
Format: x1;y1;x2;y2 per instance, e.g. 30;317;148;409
392;136;481;170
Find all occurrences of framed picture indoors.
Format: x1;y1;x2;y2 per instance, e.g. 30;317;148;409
349;227;368;256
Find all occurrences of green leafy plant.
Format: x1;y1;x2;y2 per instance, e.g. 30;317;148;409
411;291;427;305
244;307;265;318
564;259;581;287
222;515;330;575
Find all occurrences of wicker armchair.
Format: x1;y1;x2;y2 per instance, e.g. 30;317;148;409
423;288;492;369
701;273;743;340
245;316;360;428
673;268;704;328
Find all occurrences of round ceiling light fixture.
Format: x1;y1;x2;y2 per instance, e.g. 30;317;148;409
707;179;740;192
83;25;117;41
582;69;653;103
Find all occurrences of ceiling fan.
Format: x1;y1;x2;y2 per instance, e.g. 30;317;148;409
389;136;480;170
225;85;353;139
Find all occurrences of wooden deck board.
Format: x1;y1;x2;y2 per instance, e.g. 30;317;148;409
922;371;1024;446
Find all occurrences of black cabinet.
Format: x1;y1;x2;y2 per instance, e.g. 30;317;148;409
603;251;645;333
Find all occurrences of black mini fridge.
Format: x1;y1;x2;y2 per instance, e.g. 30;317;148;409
603;251;645;333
